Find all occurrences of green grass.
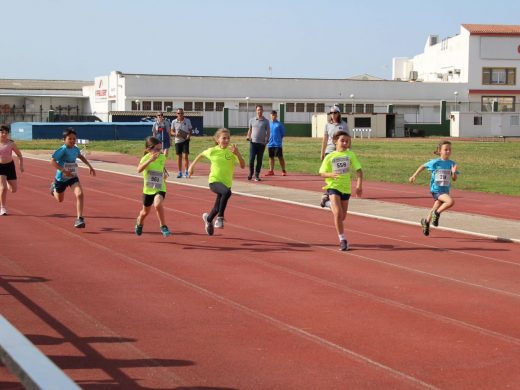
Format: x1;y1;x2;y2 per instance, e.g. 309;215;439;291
17;137;520;195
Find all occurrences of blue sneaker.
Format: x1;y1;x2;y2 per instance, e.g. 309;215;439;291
185;170;189;178
50;182;56;196
135;221;143;236
160;225;171;237
176;172;183;178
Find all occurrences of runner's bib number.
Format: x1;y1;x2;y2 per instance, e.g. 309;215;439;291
331;156;350;174
434;169;451;186
64;162;78;177
146;170;163;189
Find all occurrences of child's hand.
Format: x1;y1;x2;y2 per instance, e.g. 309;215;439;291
409;175;416;183
150;151;160;161
355;187;363;197
188;167;194;177
62;169;73;177
451;164;457;174
230;144;239;154
89;167;96;176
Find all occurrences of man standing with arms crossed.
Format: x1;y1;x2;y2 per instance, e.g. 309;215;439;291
246;104;270;181
171;108;193;178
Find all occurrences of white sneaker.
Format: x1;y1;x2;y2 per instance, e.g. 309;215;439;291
0;207;7;216
214;217;224;229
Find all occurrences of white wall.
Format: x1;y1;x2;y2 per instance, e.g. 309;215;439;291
450;111;520;137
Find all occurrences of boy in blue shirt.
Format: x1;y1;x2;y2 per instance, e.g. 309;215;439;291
50;128;96;228
409;140;458;236
265;110;287;176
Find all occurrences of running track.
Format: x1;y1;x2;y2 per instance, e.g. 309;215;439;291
1;158;519;389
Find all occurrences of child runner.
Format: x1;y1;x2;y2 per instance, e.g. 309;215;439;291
50;128;96;228
135;136;171;237
409;140;458;236
319;131;362;251
188;128;245;235
0;124;24;215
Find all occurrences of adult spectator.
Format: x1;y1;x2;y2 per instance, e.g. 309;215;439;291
171;108;193;178
151;112;171;157
265;110;287;176
246;104;270;181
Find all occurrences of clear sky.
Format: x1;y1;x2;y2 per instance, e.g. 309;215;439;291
2;0;520;81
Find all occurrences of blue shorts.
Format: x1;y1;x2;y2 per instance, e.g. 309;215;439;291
54;177;79;193
431;191;449;200
326;189;351;201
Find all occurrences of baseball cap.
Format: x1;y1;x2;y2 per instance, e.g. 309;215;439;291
329;105;340;113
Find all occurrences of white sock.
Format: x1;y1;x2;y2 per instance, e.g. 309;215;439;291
338;234;345;241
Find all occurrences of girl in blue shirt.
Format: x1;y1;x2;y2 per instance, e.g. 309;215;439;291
409;140;458;236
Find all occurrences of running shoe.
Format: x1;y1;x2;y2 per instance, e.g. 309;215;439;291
339;239;349;251
50;182;56;196
247;175;252;181
431;211;440;227
254;176;261;182
282;170;287;176
320;193;329;208
74;217;85;228
160;225;171;237
265;170;274;176
202;213;214;236
176;172;183;178
420;218;430;236
214;217;224;229
0;207;7;216
184;170;189;178
135;220;143;236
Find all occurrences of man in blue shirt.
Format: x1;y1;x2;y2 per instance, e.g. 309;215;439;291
265;110;287;176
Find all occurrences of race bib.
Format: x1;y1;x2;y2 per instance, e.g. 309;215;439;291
64;162;78;177
434;169;451;186
146;170;163;189
331;156;350;174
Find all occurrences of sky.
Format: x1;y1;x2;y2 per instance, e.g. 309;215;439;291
1;0;520;81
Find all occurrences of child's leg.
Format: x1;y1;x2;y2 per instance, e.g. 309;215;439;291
176;153;182;173
436;194;455;213
329;195;347;236
153;194;167;226
71;183;84;218
208;182;232;220
278;155;286;171
268;156;275;171
6;179;17;194
0;176;7;207
183;153;189;172
137;205;151;225
426;200;442;222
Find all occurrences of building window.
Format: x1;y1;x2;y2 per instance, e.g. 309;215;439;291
163;102;173;112
205;102;214;112
184;102;193;111
482;67;516;85
216;102;224;111
306;103;315;112
345;104;353;113
316;103;325;112
355;104;364;113
286;103;295;112
153;101;162;111
365;104;374;113
473;116;482;126
481;96;515;112
296;103;305;112
194;102;203;111
142;101;152;111
131;101;140;111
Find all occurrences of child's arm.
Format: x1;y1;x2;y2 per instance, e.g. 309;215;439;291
137;152;159;173
51;158;73;177
12;142;24;172
320;134;328;161
354;169;363;197
187;153;205;177
78;154;96;176
451;164;458;182
409;164;426;183
320;172;340;180
230;144;246;169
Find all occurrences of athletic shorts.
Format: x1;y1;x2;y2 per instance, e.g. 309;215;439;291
326;188;351;201
431;191;449;200
175;140;190;155
53;177;80;193
0;161;17;180
268;147;283;158
143;191;166;207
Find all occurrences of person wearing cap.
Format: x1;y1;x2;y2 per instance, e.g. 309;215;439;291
151;112;171;157
320;105;351;207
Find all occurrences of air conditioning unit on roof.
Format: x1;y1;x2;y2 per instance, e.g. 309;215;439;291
409;71;418;81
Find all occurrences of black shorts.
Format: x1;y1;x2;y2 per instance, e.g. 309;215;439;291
268;147;283;158
54;177;80;193
175;140;190;155
326;189;351;201
143;191;166;207
0;161;17;180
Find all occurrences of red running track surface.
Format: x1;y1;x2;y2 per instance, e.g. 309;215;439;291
1;158;519;389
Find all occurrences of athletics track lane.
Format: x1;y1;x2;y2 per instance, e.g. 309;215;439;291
0;158;519;389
